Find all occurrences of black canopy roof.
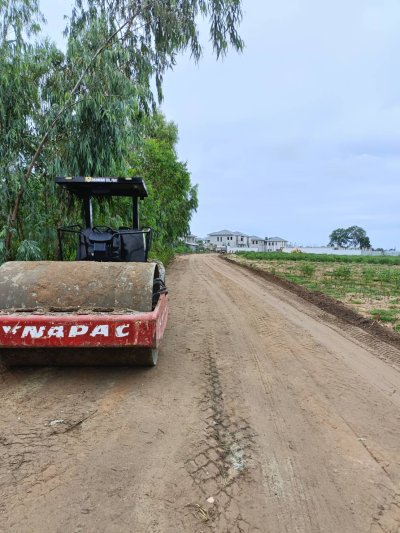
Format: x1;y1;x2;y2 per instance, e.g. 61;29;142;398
56;176;148;198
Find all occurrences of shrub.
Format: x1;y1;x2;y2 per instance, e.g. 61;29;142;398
362;268;375;283
333;266;352;280
299;263;316;277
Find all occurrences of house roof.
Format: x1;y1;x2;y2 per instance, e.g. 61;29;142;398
208;230;249;237
208;229;234;236
266;237;287;242
208;230;288;241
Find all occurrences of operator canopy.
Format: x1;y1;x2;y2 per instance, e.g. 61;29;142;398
55;176;151;261
55;176;148;198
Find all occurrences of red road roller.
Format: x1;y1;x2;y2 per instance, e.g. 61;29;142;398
0;176;168;366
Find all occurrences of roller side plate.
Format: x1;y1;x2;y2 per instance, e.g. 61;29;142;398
0;294;168;366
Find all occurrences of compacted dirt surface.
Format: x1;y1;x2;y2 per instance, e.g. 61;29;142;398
1;254;400;533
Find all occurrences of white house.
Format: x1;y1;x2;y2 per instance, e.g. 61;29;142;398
207;230;289;252
265;237;288;252
179;233;199;251
207;230;249;250
248;235;266;250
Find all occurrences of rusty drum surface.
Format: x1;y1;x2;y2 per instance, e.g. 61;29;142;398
0;261;158;312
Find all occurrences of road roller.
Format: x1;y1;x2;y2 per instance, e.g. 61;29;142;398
0;176;168;366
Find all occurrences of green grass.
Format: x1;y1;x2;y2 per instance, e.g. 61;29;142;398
232;254;400;332
370;309;399;323
236;251;400;265
299;263;316;277
332;265;352;279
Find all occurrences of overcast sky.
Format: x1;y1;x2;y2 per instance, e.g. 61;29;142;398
41;0;400;248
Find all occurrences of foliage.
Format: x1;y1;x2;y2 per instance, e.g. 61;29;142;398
299;263;315;277
0;0;244;258
78;112;199;261
173;243;193;254
15;239;42;260
327;228;348;248
235;252;400;265
132;113;198;247
69;0;244;71
0;0;63;257
370;309;398;323
0;0;43;44
332;265;352;280
148;241;175;266
328;226;371;249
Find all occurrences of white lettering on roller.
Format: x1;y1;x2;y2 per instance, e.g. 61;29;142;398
47;326;64;338
21;326;45;339
116;324;129;337
2;325;22;335
90;325;109;337
69;325;89;337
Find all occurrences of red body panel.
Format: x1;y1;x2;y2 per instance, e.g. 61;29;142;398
0;294;168;349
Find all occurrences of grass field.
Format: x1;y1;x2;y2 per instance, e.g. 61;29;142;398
233;252;400;332
237;251;400;265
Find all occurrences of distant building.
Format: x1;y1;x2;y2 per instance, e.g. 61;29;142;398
265;237;288;252
180;234;198;251
249;235;266;248
208;230;249;250
207;230;289;252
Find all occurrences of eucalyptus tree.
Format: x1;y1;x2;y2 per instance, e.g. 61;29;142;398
0;0;57;258
131;113;198;250
83;112;199;259
2;0;243;257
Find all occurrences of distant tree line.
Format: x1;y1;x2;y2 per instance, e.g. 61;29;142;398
0;0;243;262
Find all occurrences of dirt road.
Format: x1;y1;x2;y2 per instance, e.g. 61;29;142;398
1;254;400;532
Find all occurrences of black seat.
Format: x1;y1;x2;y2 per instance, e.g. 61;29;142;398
119;230;147;262
77;227;146;262
78;227;121;261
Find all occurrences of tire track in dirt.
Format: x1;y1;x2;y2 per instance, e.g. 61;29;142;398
195;259;334;532
179;257;265;532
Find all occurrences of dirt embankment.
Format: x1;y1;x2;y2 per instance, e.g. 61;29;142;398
0;254;399;532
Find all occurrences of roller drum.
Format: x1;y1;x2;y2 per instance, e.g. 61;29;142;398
0;261;159;312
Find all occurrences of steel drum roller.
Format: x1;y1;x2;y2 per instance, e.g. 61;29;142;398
0;261;159;312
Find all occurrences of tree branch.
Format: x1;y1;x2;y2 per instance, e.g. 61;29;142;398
5;8;142;254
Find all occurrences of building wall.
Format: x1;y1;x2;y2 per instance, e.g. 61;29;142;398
227;247;260;253
209;234;250;248
249;239;266;252
235;235;249;247
209;235;226;246
282;247;399;256
266;240;287;251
